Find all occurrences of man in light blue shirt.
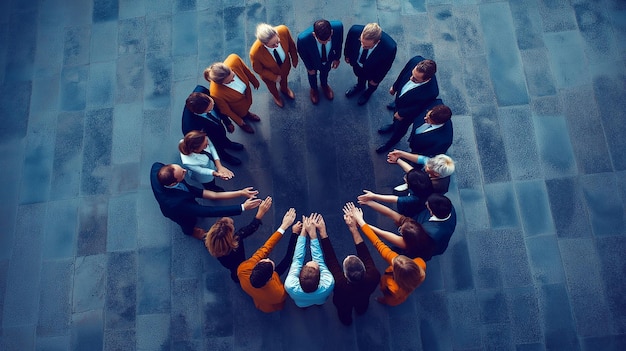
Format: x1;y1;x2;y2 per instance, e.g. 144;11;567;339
284;213;334;307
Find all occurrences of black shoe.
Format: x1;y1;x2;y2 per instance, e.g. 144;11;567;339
386;101;396;110
220;152;242;166
345;84;365;98
378;124;394;134
375;143;392;154
357;91;373;105
226;141;244;151
203;181;225;192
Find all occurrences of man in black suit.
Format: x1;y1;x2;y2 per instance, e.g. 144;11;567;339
376;57;439;153
150;162;261;239
182;85;244;165
407;100;453;157
297;19;344;104
344;23;397;105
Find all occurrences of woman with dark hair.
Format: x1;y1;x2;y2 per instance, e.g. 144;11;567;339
179;130;234;192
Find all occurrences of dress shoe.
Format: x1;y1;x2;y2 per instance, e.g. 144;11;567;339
273;96;284;108
310;88;319;104
386;101;396;110
239;123;255;134
375;143;392;154
378;124;394;134
357;90;373;105
220;152;242;166
345;84;365;98
225;141;244;151
282;88;295;100
321;85;334;100
246;112;261;122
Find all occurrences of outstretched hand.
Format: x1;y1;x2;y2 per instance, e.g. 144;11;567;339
343;202;364;225
239;187;259;198
255;196;272;219
292;221;302;234
343;213;357;231
387;150;402;164
357;190;375;203
280;208;297;230
243;197;262;211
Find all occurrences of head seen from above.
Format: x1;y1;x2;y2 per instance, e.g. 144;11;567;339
343;255;366;283
250;258;275;288
205;217;237;257
359;23;382;49
313;19;333;43
257;23;280;48
186;92;214;115
299;261;320;293
205;62;234;85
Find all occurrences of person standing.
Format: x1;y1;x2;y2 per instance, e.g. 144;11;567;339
297;19;344;104
250;23;299;108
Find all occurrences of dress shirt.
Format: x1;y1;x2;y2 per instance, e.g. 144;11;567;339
357;42;378;67
265;44;286;63
317;40;331;63
224;74;247;94
399;80;427;97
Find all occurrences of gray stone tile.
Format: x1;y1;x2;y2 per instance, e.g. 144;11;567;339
537;0;578;32
596;236;626;333
35;335;70;351
509;0;544;50
77;195;109;256
484;182;520;228
532;115;577;179
580;173;625;236
112;102;143;164
471;104;511;183
34;26;64;78
144;52;172;109
90;21;118;63
479;2;529;106
171;278;202;342
447;290;482;349
37;259;73;336
105;250;137;330
172;11;198;57
41;199;80;260
515;180;555;236
538;283;581;351
544;31;588;89
593;73;626;171
2;203;44;327
118;17;145;55
70;309;104;351
455;5;485;58
87;61;116;108
4;10;37;82
416;291;453;351
0;259;7;329
73;254;107;313
463;55;497;106
63;25;90;66
506;287;543;345
498;106;541;180
137;247;171;315
477;289;509;324
107;193;138;251
460;187;490;232
19;116;55;204
136;314;170;350
104;329;136;351
482;323;514;351
50;111;84;201
436;57;469;116
81;108;113;195
110;162;141;194
59;65;88;111
136;189;173;248
449;115;482;189
29;77;60;118
573;2;620;64
429;6;460;60
441;237;474;291
495;229;533;288
525;234;565;285
0;81;31;140
2;325;35;351
119;0;146;20
93;0;119;23
520;48;557;97
116;53;145;103
202;272;233;338
545;177;592;238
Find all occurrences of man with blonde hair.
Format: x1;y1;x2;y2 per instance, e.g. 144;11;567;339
249;23;299;108
344;23;397;105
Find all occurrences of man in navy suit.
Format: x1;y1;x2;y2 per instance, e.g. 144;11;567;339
344;23;397;105
376;57;439;153
182;85;244;165
407;100;453;157
150;162;261;239
415;194;456;257
297;19;344;104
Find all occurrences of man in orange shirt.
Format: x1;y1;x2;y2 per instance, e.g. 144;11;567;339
237;208;297;313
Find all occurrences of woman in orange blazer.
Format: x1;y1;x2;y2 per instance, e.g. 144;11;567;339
249;23;299;108
344;202;426;306
205;54;261;134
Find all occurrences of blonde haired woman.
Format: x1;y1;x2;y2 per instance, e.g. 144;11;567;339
343;202;426;306
179;130;234;192
205;54;260;134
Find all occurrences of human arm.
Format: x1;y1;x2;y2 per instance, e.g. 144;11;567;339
212;160;234;180
343;202;398;265
387;150;425;166
368;224;406;249
284;26;298;68
357;199;403;223
344;213;363;245
310;234;335;292
238;55;260;89
358;189;399;204
202;186;258;200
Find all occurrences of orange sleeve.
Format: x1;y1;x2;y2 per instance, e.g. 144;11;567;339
361;224;398;265
249;231;283;264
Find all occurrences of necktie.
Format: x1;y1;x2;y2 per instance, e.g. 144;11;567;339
321;43;327;62
207;110;220;124
359;48;369;65
273;49;283;66
200;150;215;162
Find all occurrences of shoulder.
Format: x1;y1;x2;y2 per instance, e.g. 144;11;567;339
330;20;343;30
249;40;263;55
276;25;291;35
348;24;364;34
225;53;242;65
297;26;313;41
380;31;397;49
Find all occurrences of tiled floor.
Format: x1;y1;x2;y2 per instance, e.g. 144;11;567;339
1;0;625;350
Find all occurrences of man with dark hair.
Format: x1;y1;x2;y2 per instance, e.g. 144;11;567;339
376;56;440;153
284;213;334;307
181;85;244;165
320;212;380;325
150;162;261;239
237;208;297;313
297;19;344;104
416;194;457;256
344;23;397;105
403;99;454;157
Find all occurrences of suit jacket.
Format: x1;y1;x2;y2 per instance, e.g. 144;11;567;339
297;21;343;71
150;162;242;235
209;54;260;123
344;25;397;83
181;85;233;152
415;206;457;256
393;56;439;119
249;25;298;82
409;99;453;157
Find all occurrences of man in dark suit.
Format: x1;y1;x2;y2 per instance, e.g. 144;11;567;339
150;162;261;239
182;85;244;165
376;57;439;153
415;194;457;257
344;23;397;105
407;100;453;157
297;19;344;104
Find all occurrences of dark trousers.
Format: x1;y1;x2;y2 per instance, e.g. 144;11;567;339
307;63;331;89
